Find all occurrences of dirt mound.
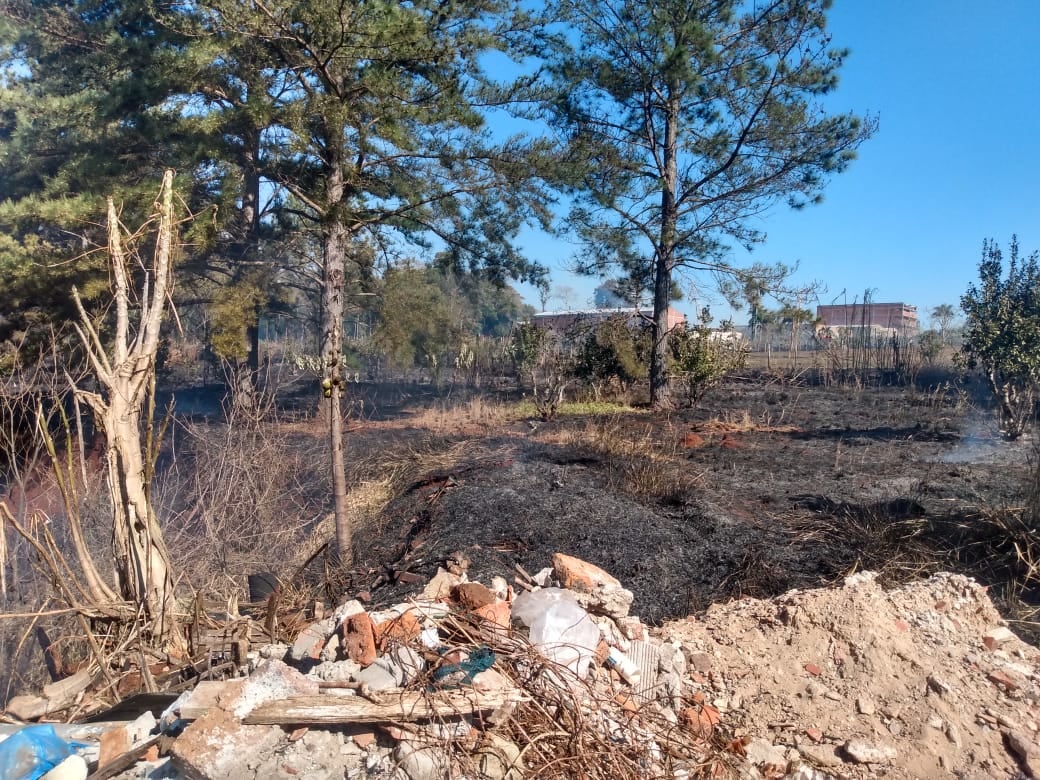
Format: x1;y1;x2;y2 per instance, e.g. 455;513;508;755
662;570;1039;778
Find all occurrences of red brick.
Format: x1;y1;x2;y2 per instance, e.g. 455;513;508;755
804;663;822;676
474;601;511;628
344;613;378;667
98;725;129;767
552;552;622;593
452;582;495;610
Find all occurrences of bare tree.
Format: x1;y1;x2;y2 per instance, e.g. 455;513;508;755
71;171;181;646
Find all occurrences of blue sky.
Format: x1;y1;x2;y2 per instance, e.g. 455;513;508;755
514;1;1040;330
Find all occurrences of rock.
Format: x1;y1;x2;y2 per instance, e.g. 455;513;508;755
290;619;332;662
490;576;511;601
171;660;317;779
984;626;1016;647
473;733;523;779
356;646;425;691
453;582;496;609
394;740;450;780
97;724;129;767
344;613;378;667
333;599;365;626
375;611;423;647
423;567;464;600
856;697;876;715
551;552;634;619
352;730;377;749
1005;730;1040;778
842;738;897;764
744;738;786;770
799;743;843;767
784;765;835;780
474;600;511;629
320;632;342;662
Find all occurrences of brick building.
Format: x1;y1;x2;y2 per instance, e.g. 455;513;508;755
816;302;918;333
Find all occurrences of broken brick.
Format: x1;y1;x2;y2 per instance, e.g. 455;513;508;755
453;582;496;610
343;613;378;667
804;663;822;676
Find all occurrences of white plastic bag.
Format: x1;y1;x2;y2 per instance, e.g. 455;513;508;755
513;588;600;678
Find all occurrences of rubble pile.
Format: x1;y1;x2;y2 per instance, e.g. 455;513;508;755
3;557;1040;779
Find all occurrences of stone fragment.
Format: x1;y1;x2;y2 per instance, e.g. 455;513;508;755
1006;730;1040;778
984;626;1016;647
423;568;464;600
799;744;844;768
453;582;496;610
490;576;511;602
687;651;713;673
473;733;523;779
375;611;422;648
744;738;786;770
320;633;342;663
470;668;512;693
843;738;897;764
988;670;1020;691
344;613;378;667
355;646;425;691
856;697;876;715
804;662;822;676
474;601;511;629
803;727;823;743
98;725;129;767
171;660;318;779
395;740;450;780
352;731;377;749
927;674;953;696
290;620;331;662
551;552;634;619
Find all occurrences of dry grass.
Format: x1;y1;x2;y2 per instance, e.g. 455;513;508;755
699;408;799;434
393;396;523;435
537;416;699;502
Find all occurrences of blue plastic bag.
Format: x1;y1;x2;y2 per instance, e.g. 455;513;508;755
0;724;76;780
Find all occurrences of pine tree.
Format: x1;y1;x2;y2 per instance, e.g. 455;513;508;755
548;0;875;407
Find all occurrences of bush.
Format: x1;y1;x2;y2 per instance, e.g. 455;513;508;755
960;236;1040;438
572;316;650;401
669;324;748;406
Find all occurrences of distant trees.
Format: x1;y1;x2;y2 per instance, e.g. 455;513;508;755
961;237;1040;439
930;304;957;345
548;0;875;407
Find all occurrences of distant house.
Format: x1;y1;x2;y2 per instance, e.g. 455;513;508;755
530;307;687;335
816;302;919;336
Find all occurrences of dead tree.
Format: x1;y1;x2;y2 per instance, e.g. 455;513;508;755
70;170;181;646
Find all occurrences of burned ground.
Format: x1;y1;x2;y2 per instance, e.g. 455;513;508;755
345;374;1038;634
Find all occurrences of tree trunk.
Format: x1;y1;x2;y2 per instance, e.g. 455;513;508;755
321;165;352;562
71;170;181;646
650;98;681;410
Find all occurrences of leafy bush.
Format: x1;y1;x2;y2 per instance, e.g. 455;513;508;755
961;236;1040;438
669;324;748;406
572;316;650;400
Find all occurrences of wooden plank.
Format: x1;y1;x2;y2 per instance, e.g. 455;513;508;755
5;667;98;720
243;688;528;726
89;735;162;780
